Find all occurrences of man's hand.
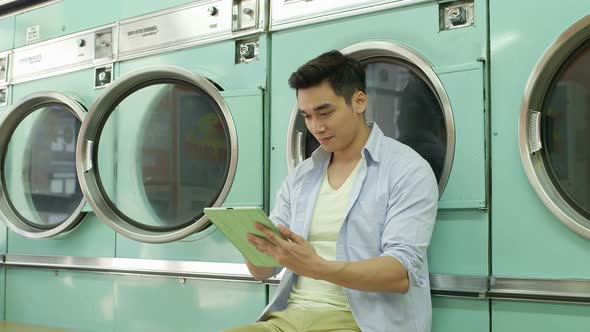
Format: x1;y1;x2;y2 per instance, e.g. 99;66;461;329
247;223;324;278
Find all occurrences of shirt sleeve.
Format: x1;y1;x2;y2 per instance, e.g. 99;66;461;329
268;176;292;276
380;160;438;288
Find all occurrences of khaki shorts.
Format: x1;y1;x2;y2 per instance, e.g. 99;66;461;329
225;309;361;332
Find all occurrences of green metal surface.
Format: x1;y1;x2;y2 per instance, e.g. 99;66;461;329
432;297;489;332
0;15;15;51
5;268;265;332
5;269;115;331
114;276;266;332
269;0;489;279
7;216;115;257
492;300;590;332
428;209;488;275
490;0;590;278
13;0;204;47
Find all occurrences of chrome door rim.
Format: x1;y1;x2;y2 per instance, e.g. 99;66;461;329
519;15;590;239
286;41;455;196
0;92;87;239
77;65;238;243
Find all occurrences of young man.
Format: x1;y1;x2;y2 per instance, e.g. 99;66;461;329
227;50;438;332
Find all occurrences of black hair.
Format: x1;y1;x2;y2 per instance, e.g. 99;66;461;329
288;50;366;105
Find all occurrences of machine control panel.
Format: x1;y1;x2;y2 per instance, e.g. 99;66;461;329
12;26;115;83
271;0;420;30
118;0;231;59
232;0;259;31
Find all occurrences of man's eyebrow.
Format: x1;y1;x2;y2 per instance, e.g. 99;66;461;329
299;103;333;114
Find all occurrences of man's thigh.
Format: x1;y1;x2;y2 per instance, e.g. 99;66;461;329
223;322;280;332
224;310;300;332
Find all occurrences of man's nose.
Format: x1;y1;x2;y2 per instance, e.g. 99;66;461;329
310;117;325;134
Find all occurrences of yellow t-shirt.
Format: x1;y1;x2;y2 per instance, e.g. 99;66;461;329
287;161;361;310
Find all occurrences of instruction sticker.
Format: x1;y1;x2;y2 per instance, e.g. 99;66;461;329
26;25;40;45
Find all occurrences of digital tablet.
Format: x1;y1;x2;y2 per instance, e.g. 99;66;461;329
203;207;285;267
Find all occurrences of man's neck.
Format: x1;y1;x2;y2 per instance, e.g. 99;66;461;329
331;124;371;165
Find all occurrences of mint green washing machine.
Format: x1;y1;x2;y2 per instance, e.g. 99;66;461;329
490;0;590;330
0;24;119;330
74;1;269;331
0;13;15;322
268;1;490;331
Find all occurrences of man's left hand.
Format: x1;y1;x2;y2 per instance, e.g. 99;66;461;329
247;223;324;278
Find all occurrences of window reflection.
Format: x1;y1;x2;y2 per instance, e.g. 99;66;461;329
4;105;82;227
543;41;590;216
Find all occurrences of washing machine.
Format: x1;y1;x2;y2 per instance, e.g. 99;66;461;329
73;1;269;330
490;0;590;330
268;0;489;331
0;22;120;330
11;0;216;49
0;12;14;322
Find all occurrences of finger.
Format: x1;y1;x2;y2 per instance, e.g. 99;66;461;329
247;234;270;254
278;225;305;244
255;223;288;247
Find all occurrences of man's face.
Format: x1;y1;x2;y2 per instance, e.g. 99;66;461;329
297;81;367;153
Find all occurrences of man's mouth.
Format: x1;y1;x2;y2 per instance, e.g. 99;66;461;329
317;136;333;145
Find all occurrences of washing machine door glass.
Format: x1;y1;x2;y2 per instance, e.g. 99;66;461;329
97;81;230;231
364;59;447;182
520;16;590;239
0;93;86;238
541;40;590;217
78;66;237;243
289;58;450;193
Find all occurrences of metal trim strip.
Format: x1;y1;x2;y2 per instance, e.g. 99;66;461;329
4;255;590;304
1;254;488;298
430;274;488;298
489;276;590;304
3;254;256;282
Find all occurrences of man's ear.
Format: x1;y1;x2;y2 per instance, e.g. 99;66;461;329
353;90;367;115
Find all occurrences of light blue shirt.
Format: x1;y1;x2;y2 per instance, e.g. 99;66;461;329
261;123;439;332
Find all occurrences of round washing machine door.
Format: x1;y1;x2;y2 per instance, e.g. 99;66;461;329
287;41;454;196
520;15;590;239
0;92;87;238
77;66;237;243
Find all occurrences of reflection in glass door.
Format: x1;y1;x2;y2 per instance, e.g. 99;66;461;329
0;93;86;238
